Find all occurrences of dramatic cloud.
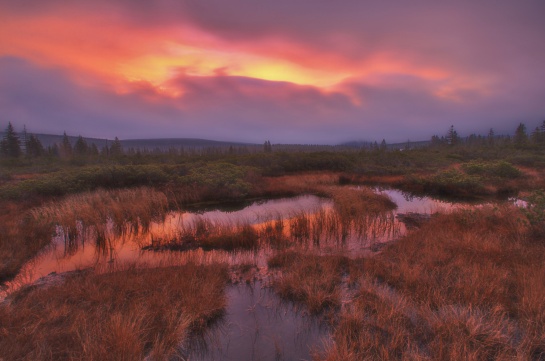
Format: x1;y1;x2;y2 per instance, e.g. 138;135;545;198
1;1;544;143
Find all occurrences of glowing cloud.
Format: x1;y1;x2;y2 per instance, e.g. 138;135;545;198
1;1;544;143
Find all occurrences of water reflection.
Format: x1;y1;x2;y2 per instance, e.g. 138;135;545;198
1;191;449;297
185;281;330;361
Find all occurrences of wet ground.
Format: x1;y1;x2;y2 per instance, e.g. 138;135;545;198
2;187;511;359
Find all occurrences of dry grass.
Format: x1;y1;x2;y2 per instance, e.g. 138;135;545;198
260;172;340;197
31;187;169;249
268;251;348;314
326;186;397;216
145;185;396;253
0;199;52;282
320;205;545;360
1;188;169;282
200;224;259;251
0;263;229;360
145;218;260;252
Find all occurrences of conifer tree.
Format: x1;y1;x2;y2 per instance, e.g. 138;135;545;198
1;122;22;157
90;143;99;156
74;135;89;156
446;125;459;146
26;134;45;157
110;137;123;156
514;123;528;148
61;131;73;157
531;127;542;144
487;128;495;146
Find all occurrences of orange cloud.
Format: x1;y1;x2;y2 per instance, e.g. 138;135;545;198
0;6;488;105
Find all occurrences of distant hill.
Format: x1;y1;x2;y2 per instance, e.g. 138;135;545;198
338;140;430;149
0;132;258;151
121;138;256;151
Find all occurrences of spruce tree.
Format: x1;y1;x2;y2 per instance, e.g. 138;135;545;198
61;132;73;157
26;134;45;157
1;122;22;157
74;135;89;156
110;137;123;156
514;123;528;148
487;128;495;146
446;125;459;146
531;127;542;144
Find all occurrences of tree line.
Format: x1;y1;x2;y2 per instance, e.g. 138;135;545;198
428;121;545;149
2;120;545;160
0;123;123;159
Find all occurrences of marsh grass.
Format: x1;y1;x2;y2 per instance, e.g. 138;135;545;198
268;251;349;314
0;263;229;360
31;187;169;253
0;200;52;282
320;205;545;360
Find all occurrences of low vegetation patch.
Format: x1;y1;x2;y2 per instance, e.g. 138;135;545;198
414;169;489;198
462;160;522;179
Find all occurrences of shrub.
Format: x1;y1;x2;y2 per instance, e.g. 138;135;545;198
415;169;487;197
463;160;522;179
182;162;257;199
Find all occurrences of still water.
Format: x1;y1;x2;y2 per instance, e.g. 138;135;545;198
1;188;482;360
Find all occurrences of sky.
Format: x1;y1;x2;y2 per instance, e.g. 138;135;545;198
1;1;545;144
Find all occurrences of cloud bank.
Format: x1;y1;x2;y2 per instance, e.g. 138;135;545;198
1;1;544;143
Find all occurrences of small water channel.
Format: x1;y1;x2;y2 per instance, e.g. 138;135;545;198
1;188;493;359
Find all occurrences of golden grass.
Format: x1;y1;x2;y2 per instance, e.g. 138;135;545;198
0;199;51;282
145;185;396;252
260;172;340;197
0;263;229;360
268;251;348;314
320;205;545;360
31;187;169;249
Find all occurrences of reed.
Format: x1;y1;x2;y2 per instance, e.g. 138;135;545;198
268;251;348;314
31;187;169;253
145;217;260;252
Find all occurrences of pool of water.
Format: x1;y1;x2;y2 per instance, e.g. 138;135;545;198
1;187;500;358
185;281;330;361
2;189;471;298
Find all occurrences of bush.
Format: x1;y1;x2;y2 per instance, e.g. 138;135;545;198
415;169;487;197
0;165;177;199
182;162;257;199
463;161;521;179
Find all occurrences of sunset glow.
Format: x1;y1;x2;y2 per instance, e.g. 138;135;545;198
1;1;544;143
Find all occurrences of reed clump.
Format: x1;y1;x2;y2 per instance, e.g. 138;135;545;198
200;224;260;251
326;186;397;216
268;251;348;314
31;187;169;252
146;219;260;252
0;263;229;360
